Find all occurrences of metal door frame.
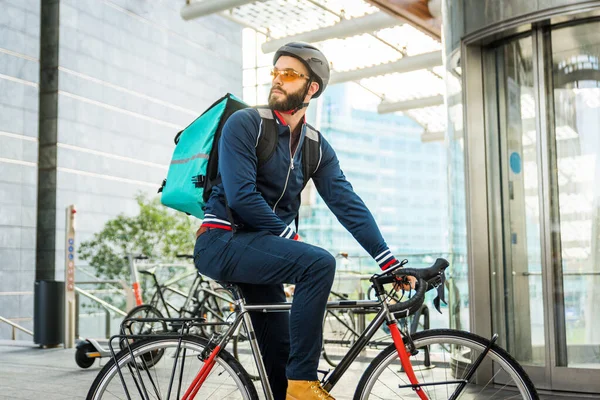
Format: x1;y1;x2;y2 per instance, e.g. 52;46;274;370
463;19;600;393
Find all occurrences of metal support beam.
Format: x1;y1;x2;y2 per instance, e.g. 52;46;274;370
421;130;445;142
261;12;399;53
377;94;444;114
366;0;441;40
330;51;442;85
181;0;255;20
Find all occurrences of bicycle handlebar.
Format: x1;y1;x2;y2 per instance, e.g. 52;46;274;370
372;258;449;316
388;268;429;316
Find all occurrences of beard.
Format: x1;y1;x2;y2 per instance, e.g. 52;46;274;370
268;83;307;111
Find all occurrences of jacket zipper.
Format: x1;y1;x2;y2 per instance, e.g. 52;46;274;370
272;125;300;212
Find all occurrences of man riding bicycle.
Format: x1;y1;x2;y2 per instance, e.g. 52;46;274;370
194;42;409;400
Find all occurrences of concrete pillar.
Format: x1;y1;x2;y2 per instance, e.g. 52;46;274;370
36;0;60;281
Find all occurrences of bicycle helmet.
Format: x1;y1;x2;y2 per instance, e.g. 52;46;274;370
273;42;330;99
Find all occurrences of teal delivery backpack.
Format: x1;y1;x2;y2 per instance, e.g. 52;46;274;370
159;93;321;221
159;93;248;219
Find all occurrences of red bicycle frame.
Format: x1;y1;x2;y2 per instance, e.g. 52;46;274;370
389;321;429;400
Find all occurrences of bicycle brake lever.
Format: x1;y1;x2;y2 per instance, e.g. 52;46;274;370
432;271;447;314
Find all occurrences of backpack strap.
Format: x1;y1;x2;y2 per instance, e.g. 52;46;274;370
301;124;321;188
254;106;279;168
295;124;321;231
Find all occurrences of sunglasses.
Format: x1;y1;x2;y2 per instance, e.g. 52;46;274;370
270;67;310;83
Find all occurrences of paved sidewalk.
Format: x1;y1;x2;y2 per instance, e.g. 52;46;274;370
0;340;597;399
0;340;372;399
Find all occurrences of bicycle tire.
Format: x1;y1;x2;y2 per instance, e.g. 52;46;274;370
87;335;259;400
121;304;168;368
353;329;539;400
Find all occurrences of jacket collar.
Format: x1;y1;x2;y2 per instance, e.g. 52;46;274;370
273;110;306;126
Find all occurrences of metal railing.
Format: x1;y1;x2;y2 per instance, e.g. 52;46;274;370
74;284;128;340
0;316;33;340
73;262;194;340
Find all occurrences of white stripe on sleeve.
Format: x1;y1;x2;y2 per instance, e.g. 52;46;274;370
375;249;391;262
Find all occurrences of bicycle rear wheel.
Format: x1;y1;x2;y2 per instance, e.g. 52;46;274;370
87;336;258;400
354;329;538;400
121;304;168;368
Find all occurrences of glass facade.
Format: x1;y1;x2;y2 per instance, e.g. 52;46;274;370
551;21;600;368
303;84;451;328
0;0;243;340
298;84;448;268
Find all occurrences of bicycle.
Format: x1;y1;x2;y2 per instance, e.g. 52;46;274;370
124;254;237;330
122;255;239;361
87;258;539;399
123;254;257;373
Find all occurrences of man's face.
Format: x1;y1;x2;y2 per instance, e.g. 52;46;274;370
268;56;312;111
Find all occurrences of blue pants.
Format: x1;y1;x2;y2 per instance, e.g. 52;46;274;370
194;228;336;400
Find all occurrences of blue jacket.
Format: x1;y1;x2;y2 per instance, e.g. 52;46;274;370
203;108;395;269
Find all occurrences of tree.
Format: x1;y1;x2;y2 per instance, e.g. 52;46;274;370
79;193;196;281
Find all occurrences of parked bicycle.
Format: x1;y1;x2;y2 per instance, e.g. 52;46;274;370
87;258;539;399
124;255;235;329
122;255;238;365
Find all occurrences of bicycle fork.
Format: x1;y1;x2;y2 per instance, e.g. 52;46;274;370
389;321;429;400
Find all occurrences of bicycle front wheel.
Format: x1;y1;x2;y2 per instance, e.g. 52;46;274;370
354;329;538;400
87;336;258;400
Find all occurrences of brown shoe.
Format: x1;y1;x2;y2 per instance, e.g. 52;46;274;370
286;380;336;399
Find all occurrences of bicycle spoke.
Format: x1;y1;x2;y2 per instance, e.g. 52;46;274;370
371;371;410;400
203;365;249;400
380;362;410;398
476;372;521;400
443;343;448;400
421;344;435;400
103;388;126;399
454;345;464;399
473;367;503;398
